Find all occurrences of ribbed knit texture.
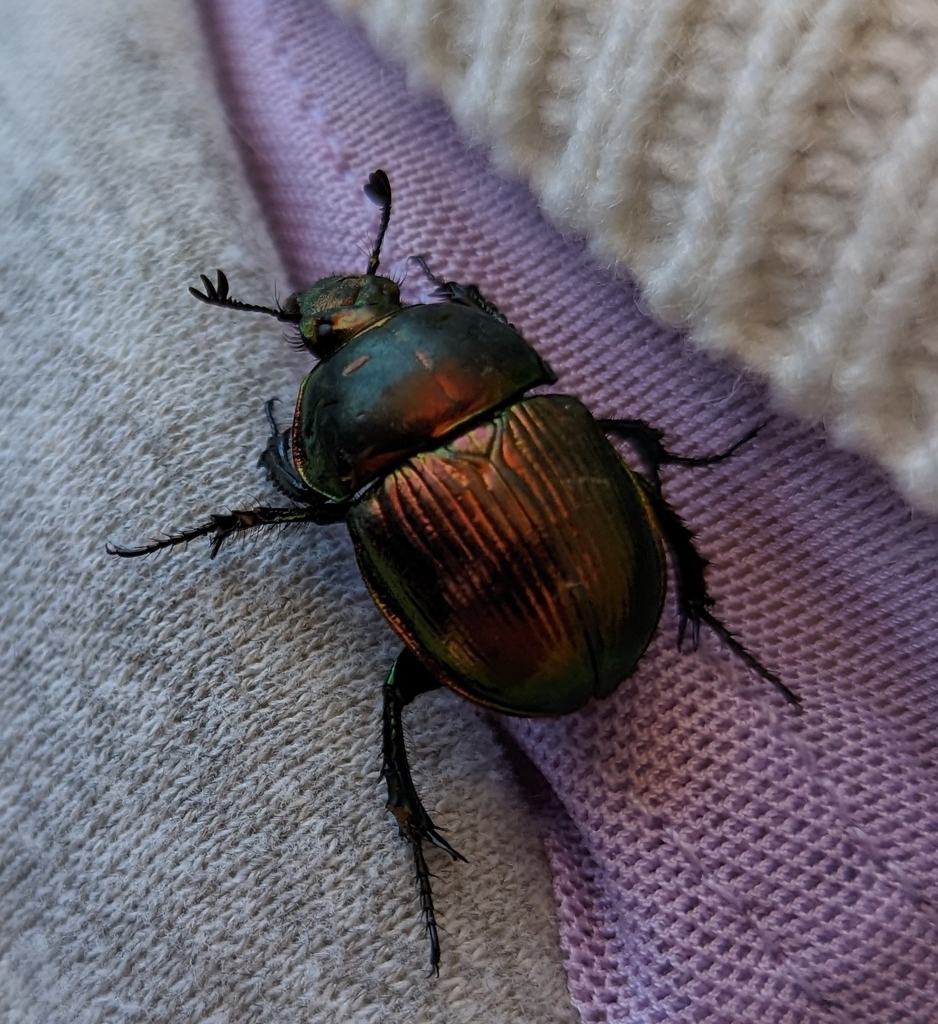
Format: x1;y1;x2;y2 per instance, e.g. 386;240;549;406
331;0;938;514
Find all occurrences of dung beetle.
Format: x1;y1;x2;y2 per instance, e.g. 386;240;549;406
110;169;799;971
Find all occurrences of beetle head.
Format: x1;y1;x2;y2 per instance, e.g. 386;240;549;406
283;274;402;359
285;169;401;359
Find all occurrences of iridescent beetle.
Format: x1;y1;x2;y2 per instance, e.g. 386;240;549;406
110;170;798;970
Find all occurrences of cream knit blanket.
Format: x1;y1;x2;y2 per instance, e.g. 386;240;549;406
335;0;938;510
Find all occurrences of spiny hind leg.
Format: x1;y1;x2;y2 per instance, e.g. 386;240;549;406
383;648;466;971
636;479;800;707
600;418;763;494
107;503;335;560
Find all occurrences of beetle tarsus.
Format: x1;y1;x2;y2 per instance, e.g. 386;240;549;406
636;474;801;707
107;505;327;560
383;648;465;970
411;840;442;974
698;609;800;706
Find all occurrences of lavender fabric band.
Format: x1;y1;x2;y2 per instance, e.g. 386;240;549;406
199;1;938;1020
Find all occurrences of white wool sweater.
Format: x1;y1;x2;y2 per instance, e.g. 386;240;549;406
332;0;938;511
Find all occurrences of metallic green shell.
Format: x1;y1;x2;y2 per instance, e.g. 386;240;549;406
291;303;556;500
347;395;666;716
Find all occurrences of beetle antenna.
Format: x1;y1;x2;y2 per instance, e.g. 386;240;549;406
363;169;392;276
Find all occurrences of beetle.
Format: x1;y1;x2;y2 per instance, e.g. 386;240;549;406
109;169;799;970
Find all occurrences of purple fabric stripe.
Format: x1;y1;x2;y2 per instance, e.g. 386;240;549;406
196;1;938;1020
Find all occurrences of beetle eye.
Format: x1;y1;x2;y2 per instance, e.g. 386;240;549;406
315;320;333;341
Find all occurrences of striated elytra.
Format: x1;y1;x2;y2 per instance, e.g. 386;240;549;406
109;169;799;971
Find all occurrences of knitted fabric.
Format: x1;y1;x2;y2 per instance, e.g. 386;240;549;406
2;2;937;1024
0;1;574;1021
330;0;938;514
198;1;938;1021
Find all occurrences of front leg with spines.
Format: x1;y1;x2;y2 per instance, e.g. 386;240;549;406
600;418;764;494
258;399;331;505
410;255;513;326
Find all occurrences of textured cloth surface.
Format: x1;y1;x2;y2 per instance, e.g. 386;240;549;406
328;0;938;514
192;2;938;1023
3;2;938;1024
0;1;575;1022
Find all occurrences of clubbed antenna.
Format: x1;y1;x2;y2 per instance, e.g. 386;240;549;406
363;169;392;276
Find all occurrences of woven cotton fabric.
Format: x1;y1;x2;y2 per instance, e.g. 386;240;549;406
331;0;938;515
195;1;938;1021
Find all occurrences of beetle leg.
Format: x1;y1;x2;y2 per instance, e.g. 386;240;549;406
107;502;346;560
409;255;512;326
637;479;801;707
189;269;301;324
257;399;327;505
600;419;762;494
383;648;466;971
